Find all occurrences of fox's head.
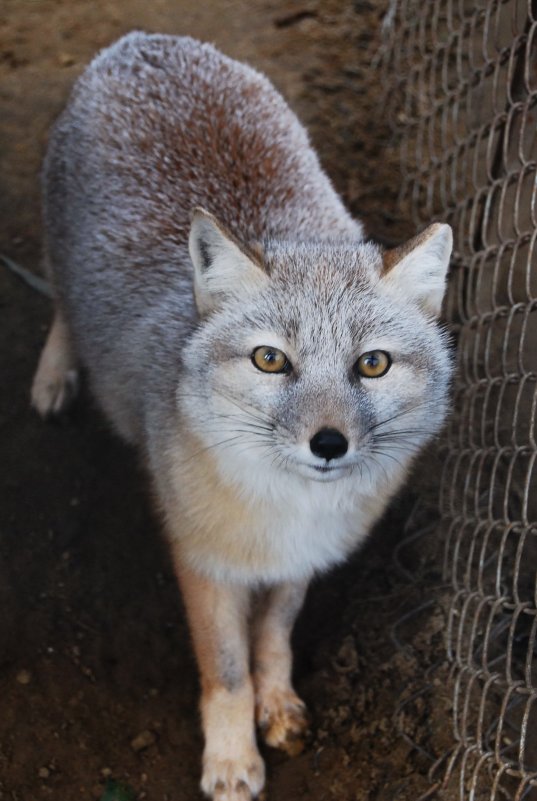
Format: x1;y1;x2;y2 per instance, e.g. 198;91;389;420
178;208;452;495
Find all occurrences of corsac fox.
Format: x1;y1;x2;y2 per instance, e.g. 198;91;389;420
32;33;452;801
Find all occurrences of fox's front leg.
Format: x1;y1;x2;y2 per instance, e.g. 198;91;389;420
253;580;310;756
174;562;264;801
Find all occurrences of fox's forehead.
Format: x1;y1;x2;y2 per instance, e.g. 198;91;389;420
242;265;404;357
200;234;448;367
271;289;382;352
262;239;382;281
248;240;373;325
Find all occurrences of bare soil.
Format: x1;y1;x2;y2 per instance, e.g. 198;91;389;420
0;2;449;800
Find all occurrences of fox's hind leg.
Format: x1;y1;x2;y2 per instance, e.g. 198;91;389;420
253;580;310;756
31;308;79;417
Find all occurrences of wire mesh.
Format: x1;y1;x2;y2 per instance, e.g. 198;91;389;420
379;1;537;799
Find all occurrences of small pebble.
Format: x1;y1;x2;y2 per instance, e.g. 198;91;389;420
16;669;32;685
130;730;156;752
38;767;50;779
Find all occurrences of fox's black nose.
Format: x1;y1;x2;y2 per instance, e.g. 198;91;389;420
310;428;348;461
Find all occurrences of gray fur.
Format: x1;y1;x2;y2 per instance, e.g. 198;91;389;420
42;31;452;581
43;32;364;443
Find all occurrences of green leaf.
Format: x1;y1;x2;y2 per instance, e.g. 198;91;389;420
100;779;136;801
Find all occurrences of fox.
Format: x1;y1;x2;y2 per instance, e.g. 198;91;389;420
31;32;452;801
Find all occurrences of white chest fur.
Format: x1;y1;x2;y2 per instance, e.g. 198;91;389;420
168;443;395;584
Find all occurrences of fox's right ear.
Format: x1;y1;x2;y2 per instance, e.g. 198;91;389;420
189;208;268;315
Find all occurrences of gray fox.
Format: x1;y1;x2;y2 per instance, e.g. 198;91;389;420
31;32;452;801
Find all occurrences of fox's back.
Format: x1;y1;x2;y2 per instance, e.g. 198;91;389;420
44;33;360;292
42;33;362;441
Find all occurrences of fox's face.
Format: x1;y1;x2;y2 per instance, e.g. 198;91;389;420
179;210;452;493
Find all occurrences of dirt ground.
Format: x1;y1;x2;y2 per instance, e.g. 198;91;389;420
0;1;450;800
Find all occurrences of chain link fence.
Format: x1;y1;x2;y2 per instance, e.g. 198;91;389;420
379;1;537;798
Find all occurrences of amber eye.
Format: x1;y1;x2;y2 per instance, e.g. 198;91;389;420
354;350;391;378
252;346;291;374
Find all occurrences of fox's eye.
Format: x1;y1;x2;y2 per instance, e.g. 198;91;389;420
252;346;292;374
354;350;391;379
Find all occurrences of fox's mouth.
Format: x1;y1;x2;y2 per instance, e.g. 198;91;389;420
293;460;350;482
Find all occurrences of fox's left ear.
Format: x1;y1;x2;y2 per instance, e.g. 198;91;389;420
189;207;268;315
380;223;453;317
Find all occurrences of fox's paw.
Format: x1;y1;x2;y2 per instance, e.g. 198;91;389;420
256;688;310;757
31;362;78;417
202;749;265;801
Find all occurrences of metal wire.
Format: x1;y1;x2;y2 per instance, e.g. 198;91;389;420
379;1;537;798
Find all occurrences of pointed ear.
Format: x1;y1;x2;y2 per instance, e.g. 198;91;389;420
188;207;268;315
381;223;453;317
